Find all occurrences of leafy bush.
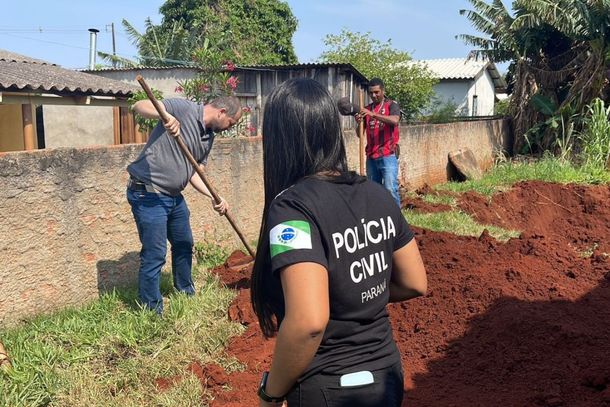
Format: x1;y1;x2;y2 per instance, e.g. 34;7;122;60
422;98;461;123
319;29;437;122
194;241;230;269
176;37;238;104
175;38;254;138
128;88;164;132
495;98;510;116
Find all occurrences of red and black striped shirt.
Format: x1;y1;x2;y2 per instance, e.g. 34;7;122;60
364;98;400;159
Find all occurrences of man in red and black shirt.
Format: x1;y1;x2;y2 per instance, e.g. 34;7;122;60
356;78;401;206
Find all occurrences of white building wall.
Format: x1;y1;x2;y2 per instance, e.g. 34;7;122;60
427;69;497;117
430;81;471;116
468;69;496;116
92;68;197;99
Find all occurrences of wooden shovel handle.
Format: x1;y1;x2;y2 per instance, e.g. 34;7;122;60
135;75;255;258
359;88;365;176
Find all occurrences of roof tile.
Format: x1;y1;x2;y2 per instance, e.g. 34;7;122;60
0;49;138;97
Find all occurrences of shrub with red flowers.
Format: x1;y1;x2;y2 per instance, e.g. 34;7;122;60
222;105;257;138
175;41;254;137
176;39;239;104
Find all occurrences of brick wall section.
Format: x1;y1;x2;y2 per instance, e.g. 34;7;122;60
0;119;509;327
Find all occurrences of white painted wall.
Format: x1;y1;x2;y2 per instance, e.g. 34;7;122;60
92;68;197;99
44;105;114;148
429;81;470;116
428;69;497;116
468;69;496;116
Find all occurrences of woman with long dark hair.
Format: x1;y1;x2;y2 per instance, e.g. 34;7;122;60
252;78;427;407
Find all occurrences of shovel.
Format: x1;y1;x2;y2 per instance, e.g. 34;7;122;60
136;75;256;258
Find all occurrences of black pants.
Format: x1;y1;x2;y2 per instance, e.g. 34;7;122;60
286;362;404;407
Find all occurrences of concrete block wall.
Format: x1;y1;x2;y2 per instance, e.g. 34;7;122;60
0;119;509;327
0;138;263;327
344;118;511;189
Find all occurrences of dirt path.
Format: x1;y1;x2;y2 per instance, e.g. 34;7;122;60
164;181;610;407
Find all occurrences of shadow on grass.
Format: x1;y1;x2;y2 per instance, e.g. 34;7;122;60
96;251;176;310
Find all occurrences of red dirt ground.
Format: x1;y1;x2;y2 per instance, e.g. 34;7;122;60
161;181;610;407
401;184;456;214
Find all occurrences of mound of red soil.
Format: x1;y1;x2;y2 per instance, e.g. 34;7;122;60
159;182;610;407
458;181;610;253
401;184;456;214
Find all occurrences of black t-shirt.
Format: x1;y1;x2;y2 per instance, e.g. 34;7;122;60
267;177;414;380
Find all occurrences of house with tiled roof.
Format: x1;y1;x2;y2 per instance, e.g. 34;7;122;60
413;58;507;117
0;49;139;152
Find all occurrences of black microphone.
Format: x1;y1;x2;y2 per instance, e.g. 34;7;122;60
337;97;360;116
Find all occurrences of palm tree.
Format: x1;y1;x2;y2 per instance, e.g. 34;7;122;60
459;0;610;154
98;18;200;68
457;0;520;63
511;0;610;105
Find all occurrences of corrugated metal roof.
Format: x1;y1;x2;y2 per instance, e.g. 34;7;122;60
84;62;369;83
82;65;200;72
237;62;368;82
0;49;139;97
419;58;487;80
414;58;507;90
237;62;358;71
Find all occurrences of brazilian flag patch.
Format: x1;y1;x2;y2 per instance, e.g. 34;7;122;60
270;220;312;258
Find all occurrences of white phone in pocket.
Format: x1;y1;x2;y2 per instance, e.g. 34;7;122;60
339;370;374;387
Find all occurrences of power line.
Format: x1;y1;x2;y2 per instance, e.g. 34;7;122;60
0;32;90;50
0;32;138;61
0;26;100;32
0;29;86;33
0;29;200;68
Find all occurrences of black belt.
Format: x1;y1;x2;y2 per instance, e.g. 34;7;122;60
127;177;158;193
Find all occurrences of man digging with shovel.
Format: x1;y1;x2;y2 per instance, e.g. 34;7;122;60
127;96;242;314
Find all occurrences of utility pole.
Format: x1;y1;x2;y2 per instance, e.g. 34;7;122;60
106;23;117;67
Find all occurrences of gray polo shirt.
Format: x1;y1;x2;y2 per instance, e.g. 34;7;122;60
127;99;214;196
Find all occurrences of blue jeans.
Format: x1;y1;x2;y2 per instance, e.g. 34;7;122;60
127;188;195;313
366;154;400;207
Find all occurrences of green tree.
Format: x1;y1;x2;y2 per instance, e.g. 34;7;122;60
176;38;237;103
128;88;164;132
459;0;610;154
319;29;437;121
98;18;199;67
142;0;298;65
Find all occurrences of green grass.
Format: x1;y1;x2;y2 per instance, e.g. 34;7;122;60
436;155;610;196
2;157;608;406
406;155;608;241
417;192;457;207
194;240;231;270
0;247;243;407
404;209;521;242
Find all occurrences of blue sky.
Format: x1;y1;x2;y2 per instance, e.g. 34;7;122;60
1;0;492;69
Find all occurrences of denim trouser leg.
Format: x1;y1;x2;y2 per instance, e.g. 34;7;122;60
167;195;195;295
366;155;400;207
366;157;382;184
127;188;194;313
